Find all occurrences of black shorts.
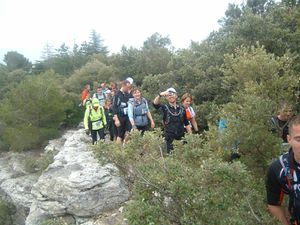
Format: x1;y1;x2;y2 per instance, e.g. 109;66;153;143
136;125;149;136
116;116;132;140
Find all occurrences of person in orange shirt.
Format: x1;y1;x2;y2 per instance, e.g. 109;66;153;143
81;84;90;104
181;93;199;133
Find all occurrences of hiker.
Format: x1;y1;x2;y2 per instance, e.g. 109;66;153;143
126;77;134;98
93;86;106;107
81;84;90;105
128;88;155;135
271;103;293;144
105;89;113;100
153;87;192;153
217;118;241;161
112;80;132;144
109;81;118;93
82;92;92;108
266;114;300;225
84;98;107;144
101;82;108;93
181;93;199;133
104;98;115;141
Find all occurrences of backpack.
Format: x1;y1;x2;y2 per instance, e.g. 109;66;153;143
133;98;148;126
95;93;106;106
279;152;300;222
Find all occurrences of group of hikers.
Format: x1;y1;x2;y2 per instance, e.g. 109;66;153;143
81;77;199;153
81;78;300;224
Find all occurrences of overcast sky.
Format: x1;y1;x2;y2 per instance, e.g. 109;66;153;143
0;0;243;63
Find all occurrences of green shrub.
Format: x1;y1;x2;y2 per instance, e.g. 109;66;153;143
0;71;72;151
24;151;54;173
214;45;299;174
41;216;75;225
93;131;278;225
0;199;13;225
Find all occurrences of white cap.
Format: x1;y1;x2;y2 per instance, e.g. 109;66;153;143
106;89;111;94
126;77;134;85
166;87;177;93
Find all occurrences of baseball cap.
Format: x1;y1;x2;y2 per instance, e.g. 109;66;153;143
166;87;177;94
126;77;134;85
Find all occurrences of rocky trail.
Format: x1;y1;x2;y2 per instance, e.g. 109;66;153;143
0;126;129;225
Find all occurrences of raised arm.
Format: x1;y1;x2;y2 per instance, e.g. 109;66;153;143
153;91;167;105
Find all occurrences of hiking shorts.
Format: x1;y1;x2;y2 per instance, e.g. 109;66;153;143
116;116;132;140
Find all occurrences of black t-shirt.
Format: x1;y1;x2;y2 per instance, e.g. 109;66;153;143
266;150;300;206
112;90;130;117
271;116;289;143
153;102;189;136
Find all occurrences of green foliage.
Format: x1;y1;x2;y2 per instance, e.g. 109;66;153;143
3;51;32;72
216;45;299;173
0;199;13;225
41;216;75;225
0;71;71;151
222;45;298;104
94;132;278;225
87;29;108;55
24;151;54;173
0;69;29;100
64;59;117;93
110;33;173;85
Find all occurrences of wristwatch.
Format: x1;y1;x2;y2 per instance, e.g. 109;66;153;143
158;93;162;97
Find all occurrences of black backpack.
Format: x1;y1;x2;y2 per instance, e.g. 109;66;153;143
279;151;300;223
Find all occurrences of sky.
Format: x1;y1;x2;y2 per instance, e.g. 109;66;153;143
0;0;244;63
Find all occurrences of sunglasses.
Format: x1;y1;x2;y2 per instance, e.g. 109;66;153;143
167;92;176;97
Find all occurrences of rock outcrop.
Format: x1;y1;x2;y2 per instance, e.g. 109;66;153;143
0;127;130;225
0;152;40;225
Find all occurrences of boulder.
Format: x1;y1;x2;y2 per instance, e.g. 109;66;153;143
26;129;130;225
0;152;40;225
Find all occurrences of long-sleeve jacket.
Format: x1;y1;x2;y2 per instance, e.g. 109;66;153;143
84;106;107;130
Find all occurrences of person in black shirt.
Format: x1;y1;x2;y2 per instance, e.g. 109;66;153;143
104;98;115;141
153;87;192;153
112;80;132;144
266;114;300;225
271;103;293;143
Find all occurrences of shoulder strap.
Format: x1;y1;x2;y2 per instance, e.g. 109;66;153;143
88;106;92;120
279;153;294;190
165;104;182;117
142;98;148;109
101;106;105;117
272;117;289;138
271;116;278;126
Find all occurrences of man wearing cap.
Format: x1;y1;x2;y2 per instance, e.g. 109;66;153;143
153;88;192;153
126;77;134;98
84;98;107;144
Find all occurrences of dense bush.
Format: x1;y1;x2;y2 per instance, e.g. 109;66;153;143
0;71;72;151
215;46;299;174
93;131;278;225
0;199;13;225
64;58;118;93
